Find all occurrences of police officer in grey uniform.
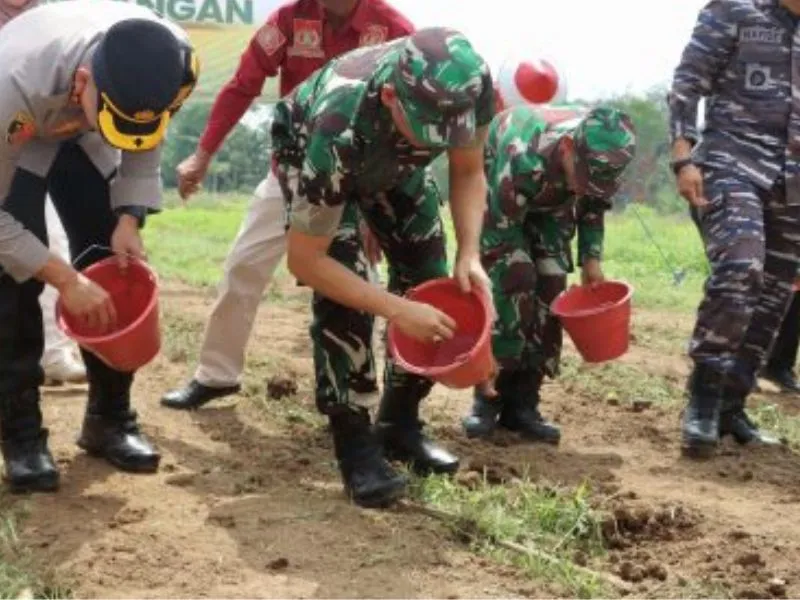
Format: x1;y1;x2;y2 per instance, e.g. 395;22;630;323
668;0;800;458
0;0;198;492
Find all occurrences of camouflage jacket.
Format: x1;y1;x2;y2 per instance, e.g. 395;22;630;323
668;0;800;194
481;106;607;268
271;38;495;237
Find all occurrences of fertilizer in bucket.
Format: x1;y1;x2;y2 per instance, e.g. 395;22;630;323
551;280;633;363
387;278;494;388
56;256;161;372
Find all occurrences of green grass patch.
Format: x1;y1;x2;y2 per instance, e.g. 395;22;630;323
162;310;206;365
632;318;692;356
411;474;608;598
598;206;707;313
143;193;249;287
0;501;70;598
749;401;800;449
145;193;707;314
559;355;683;408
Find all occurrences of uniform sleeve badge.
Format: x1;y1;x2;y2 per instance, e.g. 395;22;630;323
5;111;36;146
287;19;325;58
359;24;388;47
256;22;287;56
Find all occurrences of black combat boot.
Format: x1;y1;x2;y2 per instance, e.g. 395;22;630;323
462;389;502;438
462;370;515;438
374;386;459;475
719;394;780;446
77;361;160;473
330;406;407;508
760;367;800;395
681;364;722;459
0;390;59;493
498;369;561;444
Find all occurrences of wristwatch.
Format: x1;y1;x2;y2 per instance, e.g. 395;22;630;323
670;158;694;176
114;205;147;228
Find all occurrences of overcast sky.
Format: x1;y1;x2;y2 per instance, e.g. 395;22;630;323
391;0;708;99
254;0;709;100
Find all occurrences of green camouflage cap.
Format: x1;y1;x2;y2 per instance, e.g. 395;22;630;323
392;27;488;147
572;106;636;199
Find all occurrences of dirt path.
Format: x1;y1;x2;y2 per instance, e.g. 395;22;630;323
21;283;800;598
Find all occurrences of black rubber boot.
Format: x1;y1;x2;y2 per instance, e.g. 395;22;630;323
77;362;160;473
375;386;459;476
719;394;780;446
330;406;407;508
161;379;241;410
462;370;516;438
681;364;722;459
498;370;561;444
760;367;800;395
462;389;503;438
0;390;59;493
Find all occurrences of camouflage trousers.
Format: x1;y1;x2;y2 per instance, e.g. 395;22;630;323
310;202;378;413
690;168;800;396
482;212;572;378
310;169;447;414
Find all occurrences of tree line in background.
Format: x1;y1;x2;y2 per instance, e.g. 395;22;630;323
162;86;683;214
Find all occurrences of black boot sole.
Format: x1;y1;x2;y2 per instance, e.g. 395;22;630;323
721;430;781;447
77;443;160;474
348;479;407;509
680;438;717;459
6;473;60;494
386;451;460;476
160;385;241;411
462;420;497;439
497;423;561;445
463;428;494;439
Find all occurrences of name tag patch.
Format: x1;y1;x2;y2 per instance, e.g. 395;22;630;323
740;26;784;45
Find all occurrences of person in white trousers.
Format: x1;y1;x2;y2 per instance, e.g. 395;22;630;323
161;0;411;410
39;198;87;385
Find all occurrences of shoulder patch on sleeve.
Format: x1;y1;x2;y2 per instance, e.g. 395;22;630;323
5;111;36;146
256;22;286;56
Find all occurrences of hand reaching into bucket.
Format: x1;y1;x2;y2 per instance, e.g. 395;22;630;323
60;273;117;332
111;215;146;271
390;298;456;344
581;258;605;287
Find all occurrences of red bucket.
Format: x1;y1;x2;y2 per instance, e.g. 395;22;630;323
387;278;494;388
56;257;161;372
551;280;633;363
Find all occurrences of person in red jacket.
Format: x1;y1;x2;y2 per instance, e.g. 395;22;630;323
162;0;414;413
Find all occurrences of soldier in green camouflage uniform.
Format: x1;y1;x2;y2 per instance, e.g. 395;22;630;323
271;27;495;509
463;105;636;441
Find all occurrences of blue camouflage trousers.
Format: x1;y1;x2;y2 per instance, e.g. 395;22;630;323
690;168;800;396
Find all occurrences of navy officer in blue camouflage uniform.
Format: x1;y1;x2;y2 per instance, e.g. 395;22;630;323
668;0;800;458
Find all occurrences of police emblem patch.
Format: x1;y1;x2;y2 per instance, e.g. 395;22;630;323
288;19;324;58
359;24;388;47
